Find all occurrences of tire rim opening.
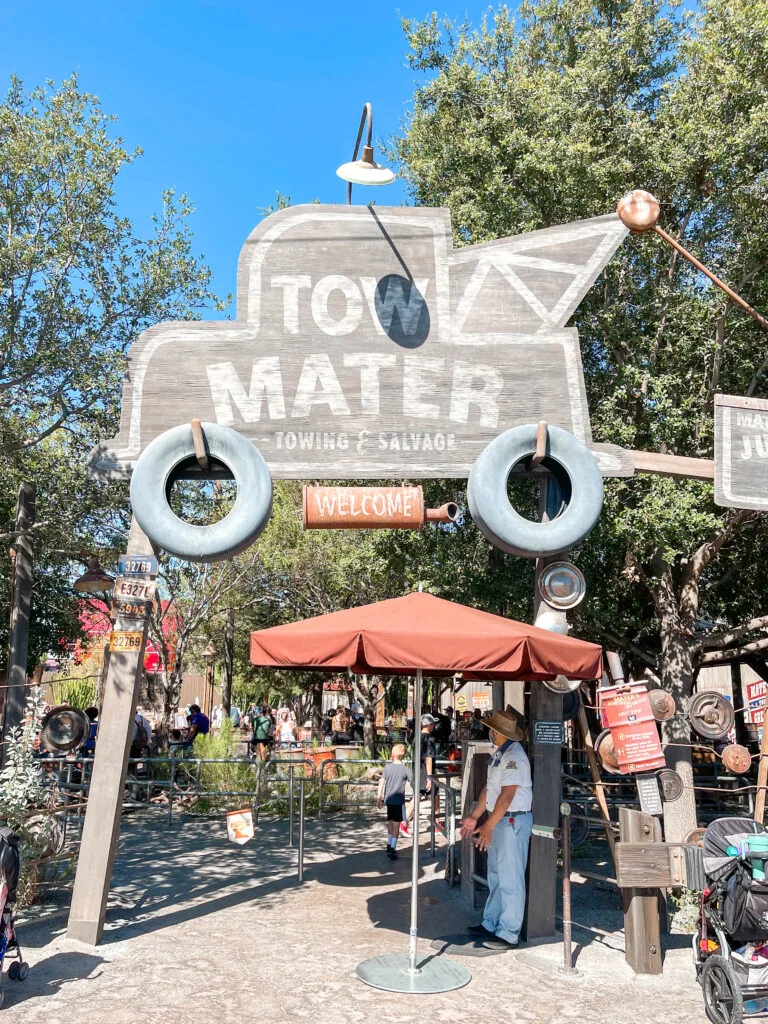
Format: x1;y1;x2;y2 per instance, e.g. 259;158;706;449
506;455;572;521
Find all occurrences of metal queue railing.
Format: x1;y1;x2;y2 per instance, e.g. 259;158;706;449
33;752;462;883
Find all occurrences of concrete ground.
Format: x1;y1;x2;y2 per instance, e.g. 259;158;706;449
6;809;704;1023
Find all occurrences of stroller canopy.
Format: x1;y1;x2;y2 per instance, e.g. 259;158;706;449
703;817;768;883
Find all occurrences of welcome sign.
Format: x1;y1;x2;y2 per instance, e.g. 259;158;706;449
89;205;632;480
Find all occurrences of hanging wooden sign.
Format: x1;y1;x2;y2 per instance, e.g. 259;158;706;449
88;205;632;481
715;394;768;510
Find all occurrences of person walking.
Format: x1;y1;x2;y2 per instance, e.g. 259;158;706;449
406;713;439;830
460;710;532;948
376;744;412;859
251;706;272;760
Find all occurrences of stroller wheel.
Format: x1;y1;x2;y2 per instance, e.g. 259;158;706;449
6;963;18;981
701;955;743;1024
17;963;28;982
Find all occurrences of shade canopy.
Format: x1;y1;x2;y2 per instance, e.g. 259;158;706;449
250;592;602;680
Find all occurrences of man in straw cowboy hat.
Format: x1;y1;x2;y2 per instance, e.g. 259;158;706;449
460;709;532;947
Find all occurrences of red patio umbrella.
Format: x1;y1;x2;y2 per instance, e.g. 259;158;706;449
249;591;602;680
249;591;602;994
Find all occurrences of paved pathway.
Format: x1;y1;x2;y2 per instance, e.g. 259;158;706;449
6;811;704;1023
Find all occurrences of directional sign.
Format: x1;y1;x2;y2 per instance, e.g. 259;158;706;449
88;205;632;481
715;394;768;510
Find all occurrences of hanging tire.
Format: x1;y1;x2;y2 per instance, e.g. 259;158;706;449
467;425;604;557
130;423;273;562
701;955;743;1024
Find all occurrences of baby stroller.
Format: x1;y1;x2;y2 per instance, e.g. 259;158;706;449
0;827;28;1007
695;817;768;1023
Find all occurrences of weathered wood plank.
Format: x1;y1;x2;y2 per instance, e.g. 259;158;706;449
615;841;673;887
620;809;664;975
631;450;714;480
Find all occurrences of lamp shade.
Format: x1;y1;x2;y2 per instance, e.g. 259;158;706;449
336;159;396;186
73;556;115;593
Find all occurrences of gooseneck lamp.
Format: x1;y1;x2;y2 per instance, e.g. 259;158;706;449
336;102;396;204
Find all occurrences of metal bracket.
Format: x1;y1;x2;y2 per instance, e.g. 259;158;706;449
532;824;563;840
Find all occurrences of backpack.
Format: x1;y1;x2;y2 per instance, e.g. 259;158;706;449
0;828;20;903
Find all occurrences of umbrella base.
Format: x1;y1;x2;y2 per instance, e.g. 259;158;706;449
355;952;471;993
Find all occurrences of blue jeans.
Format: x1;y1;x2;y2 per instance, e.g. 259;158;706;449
482;811;532;943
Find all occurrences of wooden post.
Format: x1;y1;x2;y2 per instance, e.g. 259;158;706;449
754;712;768;825
525;471;566;942
576;697;617;863
1;483;36;750
619;807;663;974
460;740;492;910
526;683;564;940
67;517;156;945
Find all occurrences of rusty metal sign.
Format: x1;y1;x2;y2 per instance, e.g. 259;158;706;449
689;691;735;741
648;689;676;723
88;205;632;481
721;743;752;775
599;682;666;774
658;768;684;802
302;485;457;530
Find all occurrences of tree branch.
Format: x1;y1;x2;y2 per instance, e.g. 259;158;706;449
700;635;768;665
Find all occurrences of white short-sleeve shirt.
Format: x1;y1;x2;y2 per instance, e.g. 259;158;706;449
486;740;532;814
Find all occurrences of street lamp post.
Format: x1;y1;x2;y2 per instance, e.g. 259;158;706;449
336;102;396;205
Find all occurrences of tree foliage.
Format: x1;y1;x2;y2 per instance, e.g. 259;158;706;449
0;75;224;667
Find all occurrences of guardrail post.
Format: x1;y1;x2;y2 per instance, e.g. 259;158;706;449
318;760;324;821
561;802;574;974
298;778;306;882
430;783;436;857
167;758;176;827
448;785;457;885
288;764;295;847
253;761;261;826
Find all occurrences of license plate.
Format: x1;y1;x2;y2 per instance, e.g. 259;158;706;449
113;577;156;601
118;554;159;577
113;598;154;619
110;630;144;652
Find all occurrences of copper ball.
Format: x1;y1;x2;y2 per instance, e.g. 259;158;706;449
616;189;660;233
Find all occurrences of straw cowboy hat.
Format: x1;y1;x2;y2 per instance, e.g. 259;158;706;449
482;709;527;743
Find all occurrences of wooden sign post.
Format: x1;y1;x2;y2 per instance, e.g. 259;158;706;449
67;518;156;945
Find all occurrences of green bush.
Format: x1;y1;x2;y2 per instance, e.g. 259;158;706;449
190;720;256;812
50;677;97;709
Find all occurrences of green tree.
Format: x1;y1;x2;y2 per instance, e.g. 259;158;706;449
395;0;768;838
0;75;225;668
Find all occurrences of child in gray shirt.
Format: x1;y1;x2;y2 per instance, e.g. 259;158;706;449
377;744;413;860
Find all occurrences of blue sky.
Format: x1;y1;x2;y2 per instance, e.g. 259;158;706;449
0;1;493;315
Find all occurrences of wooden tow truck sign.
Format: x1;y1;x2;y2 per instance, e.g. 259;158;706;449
88;205;633;481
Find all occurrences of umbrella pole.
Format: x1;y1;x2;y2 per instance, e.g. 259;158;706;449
409;668;423;973
354;666;471;993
